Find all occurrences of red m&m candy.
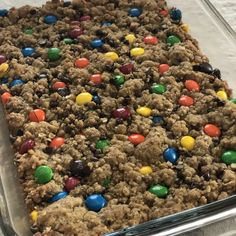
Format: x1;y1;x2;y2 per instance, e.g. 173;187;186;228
75;58;90;68
1;92;11;104
69;28;83;38
90;74;102;85
29;109;46;122
128;134;145;145
178;95;194;107
144;36;158;45
203;124;221;137
19;140;35;154
52;81;66;90
65;177;79;191
160;10;169;17
49;137;65;149
79;15;91;21
159;64;169;74
184;80;200;92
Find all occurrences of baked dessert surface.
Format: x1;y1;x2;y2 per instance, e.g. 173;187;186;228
0;0;236;235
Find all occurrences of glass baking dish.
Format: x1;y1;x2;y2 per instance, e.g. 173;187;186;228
0;0;236;235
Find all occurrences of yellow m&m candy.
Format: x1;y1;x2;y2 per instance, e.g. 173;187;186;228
136;107;152;117
0;63;9;78
180;136;195;151
139;166;153;175
216;90;228;100
104;52;119;61
130;48;145;57
76;92;93;105
125;34;136;44
31;210;38;223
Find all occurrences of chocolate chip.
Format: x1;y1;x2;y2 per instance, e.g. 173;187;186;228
95;30;107;38
202;172;211;181
57;87;70;96
29;9;37;15
63;1;72;7
216;169;224;179
212;68;221;80
50;100;59;108
43;147;54;154
70;160;91;177
214;98;225;107
16;130;24;136
193;62;213;74
105;38;118;48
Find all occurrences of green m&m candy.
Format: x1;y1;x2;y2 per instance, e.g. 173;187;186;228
95;139;110;151
34;165;53;184
48;48;61;61
148;184;168;198
221;150;236;165
63;38;74;45
167;35;181;46
151;84;167;94
24;27;33;35
113;75;125;86
230;98;236;104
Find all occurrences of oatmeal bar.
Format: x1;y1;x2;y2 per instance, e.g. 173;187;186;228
0;0;236;235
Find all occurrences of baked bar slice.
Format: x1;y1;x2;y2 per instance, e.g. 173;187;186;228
0;0;236;235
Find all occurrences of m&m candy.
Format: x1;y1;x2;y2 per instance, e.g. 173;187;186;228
159;64;169;74
95;139;110;151
52;81;66;90
112;75;125;86
203;124;221;137
31;210;38;223
180;136;195;151
91;39;104;48
178;95;194;107
104;52;119;61
79;15;91;21
85;194;107;212
48;48;61;61
22;47;35;57
69;28;83;38
167;35;181;46
151;84;166;94
184;80;200;92
128;8;142;17
19;140;35;154
136;107;152;117
90;74;102;85
152;116;164;124
144;36;158;45
120;63;134;74
0;9;8;17
1;92;11;104
221;150;236;165
48;191;68;203
34;165;53;184
75;58;90;68
125;34;136;44
139;166;153;175
65;177;79;191
170;8;182;22
44;15;58;24
49;137;65;149
9;79;25;88
148;185;168;198
0;55;6;65
216;91;228;100
130;48;145;57
29;109;46;122
163;147;179;164
113;107;131;120
76;92;93;105
128;134;145;145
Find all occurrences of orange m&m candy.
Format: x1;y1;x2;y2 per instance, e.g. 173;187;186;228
144;36;158;45
159;64;169;74
75;58;90;68
178;95;194;107
52;81;66;90
128;134;145;145
90;74;102;85
29;109;46;122
1;92;11;104
203;124;221;137
184;80;200;92
50;137;65;149
160;10;168;17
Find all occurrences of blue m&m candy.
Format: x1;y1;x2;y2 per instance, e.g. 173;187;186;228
91;39;104;48
44;15;58;24
9;79;25;88
85;194;107;212
129;8;142;17
1;77;8;84
48;191;68;203
170;8;182;22
152;116;164;124
22;47;35;57
0;9;8;17
92;95;101;104
163;147;179;164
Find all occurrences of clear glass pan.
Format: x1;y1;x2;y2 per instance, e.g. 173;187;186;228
0;0;236;235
